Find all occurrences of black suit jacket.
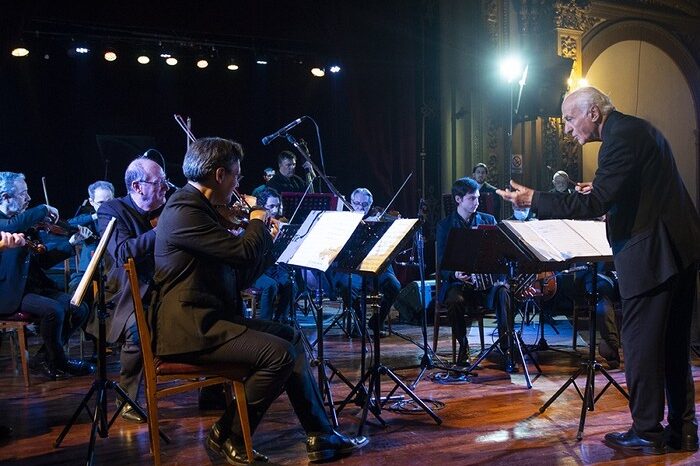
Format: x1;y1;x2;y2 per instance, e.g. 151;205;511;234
153;184;272;356
96;195;158;343
266;173;307;194
533;111;700;299
0;205;73;315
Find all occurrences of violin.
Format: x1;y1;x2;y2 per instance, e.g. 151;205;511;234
35;220;80;237
215;203;250;231
366;206;401;222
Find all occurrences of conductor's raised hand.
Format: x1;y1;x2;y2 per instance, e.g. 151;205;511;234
575;181;593;194
495;180;534;208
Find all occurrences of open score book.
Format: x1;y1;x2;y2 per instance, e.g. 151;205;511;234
501;219;612;262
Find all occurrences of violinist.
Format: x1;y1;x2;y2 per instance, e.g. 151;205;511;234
0;231;26;250
0;171;95;379
93;157;167;423
332;187;401;337
153;137;366;463
266;150;312;194
251;187;296;323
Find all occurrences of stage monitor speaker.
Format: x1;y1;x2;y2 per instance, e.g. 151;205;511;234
516;56;574;121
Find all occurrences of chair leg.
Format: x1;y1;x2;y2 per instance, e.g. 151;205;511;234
17;326;30;388
233;381;254;463
146;393;162;465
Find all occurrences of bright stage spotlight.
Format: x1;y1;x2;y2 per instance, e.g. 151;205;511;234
196;57;209;69
165;57;178;66
137;53;150;65
226;59;239;71
329;65;341;73
104;49;117;62
500;55;525;83
11;46;29;57
311;67;325;77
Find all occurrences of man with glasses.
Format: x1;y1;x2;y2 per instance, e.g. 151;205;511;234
94;156;168;423
333;187;401;337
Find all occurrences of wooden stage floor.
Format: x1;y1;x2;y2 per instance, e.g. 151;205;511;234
2;311;699;465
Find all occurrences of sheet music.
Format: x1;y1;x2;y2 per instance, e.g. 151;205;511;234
563;219;612;256
71;217;116;307
358;219;419;273
502;219;611;261
283;211;364;272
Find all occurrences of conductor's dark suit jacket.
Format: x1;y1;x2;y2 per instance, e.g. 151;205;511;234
533;111;700;299
153;184;271;357
95;195;158;343
0;205;74;315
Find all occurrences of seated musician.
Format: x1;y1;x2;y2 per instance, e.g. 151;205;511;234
251;187;297;323
266;150;314;194
251;167;275;198
332;187;401;336
549;170;574;194
436;177;510;368
153;137;366;464
93;157;167;423
0;171;95;379
67;180;115;291
472;162;502;220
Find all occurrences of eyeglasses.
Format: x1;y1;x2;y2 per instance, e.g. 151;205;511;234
351;201;371;209
139;178;170;187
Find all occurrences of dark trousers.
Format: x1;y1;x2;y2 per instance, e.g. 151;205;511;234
621;264;697;439
118;313;143;402
20;288;89;365
168;318;332;439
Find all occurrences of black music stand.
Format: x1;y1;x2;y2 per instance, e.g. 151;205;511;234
275;211;364;427
334;219;442;435
440;225;551;388
538;261;629;440
281;192;338;225
54;218;159;465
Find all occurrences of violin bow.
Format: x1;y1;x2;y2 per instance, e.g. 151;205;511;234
378;172;413;219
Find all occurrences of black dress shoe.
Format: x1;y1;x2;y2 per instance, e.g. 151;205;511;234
306;430;368;462
120;405;146;423
56;358;96;377
664;425;699;452
33;360;70;380
603;429;666;455
206;423;268;464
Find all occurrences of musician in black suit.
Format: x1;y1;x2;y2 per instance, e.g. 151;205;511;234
266;150;313;194
436;177;509;368
0;171;94;379
153;137;366;464
472;163;502;220
498;86;700;454
95;158;168;422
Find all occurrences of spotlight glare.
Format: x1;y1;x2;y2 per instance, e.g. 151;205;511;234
499;55;524;83
578;78;589;88
75;47;89;54
196;58;208;69
165;57;178;66
227;63;239;71
329;65;341;73
11;47;29;57
104;51;117;62
311;67;325;77
256;60;267;65
137;55;150;64
160;53;171;58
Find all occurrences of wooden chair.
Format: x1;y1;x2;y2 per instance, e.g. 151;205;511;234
0;312;35;388
123;258;253;465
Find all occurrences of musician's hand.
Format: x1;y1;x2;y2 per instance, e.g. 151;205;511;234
495;180;534;208
575;181;593;194
454;271;470;283
44;205;60;223
69;225;92;245
268;218;281;239
249;208;268;223
0;232;26;250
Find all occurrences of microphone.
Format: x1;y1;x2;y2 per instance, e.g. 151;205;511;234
261;117;306;145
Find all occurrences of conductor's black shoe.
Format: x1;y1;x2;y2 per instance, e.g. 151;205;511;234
56;358;96;377
206;422;269;463
603;429;666;455
306;430;368;462
664;425;699;452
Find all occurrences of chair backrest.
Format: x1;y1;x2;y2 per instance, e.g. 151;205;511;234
124;258;157;378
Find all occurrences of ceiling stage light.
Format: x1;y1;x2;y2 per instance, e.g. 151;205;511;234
104;50;117;62
196;58;209;69
11;47;29;57
165;57;178;66
500;55;525;83
311;67;325;77
226;60;239;71
137;54;150;64
329;65;341;73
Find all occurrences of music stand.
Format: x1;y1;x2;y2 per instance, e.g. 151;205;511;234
538;262;629;440
334;218;442;435
54;218;158;465
440;225;547;388
281;192;338;225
